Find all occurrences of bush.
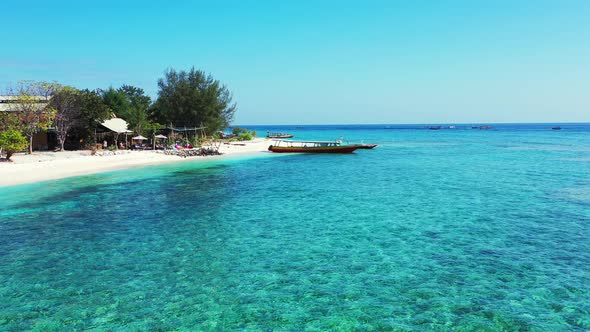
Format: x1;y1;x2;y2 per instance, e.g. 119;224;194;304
0;129;28;161
237;132;253;141
232;126;248;135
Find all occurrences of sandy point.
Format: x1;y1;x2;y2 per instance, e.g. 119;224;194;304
0;138;272;187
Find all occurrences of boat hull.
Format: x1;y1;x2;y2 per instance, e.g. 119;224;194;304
268;145;361;153
267;135;294;138
357;144;378;149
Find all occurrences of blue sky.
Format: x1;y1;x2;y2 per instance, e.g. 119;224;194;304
1;0;589;124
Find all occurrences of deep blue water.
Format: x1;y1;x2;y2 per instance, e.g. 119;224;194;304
1;124;590;331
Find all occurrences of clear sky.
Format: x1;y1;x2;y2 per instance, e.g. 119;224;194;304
1;0;589;124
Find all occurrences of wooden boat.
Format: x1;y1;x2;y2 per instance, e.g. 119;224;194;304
357;144;378;149
266;132;294;139
268;140;363;153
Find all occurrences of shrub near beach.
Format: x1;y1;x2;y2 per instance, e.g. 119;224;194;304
231;127;256;141
0;129;28;161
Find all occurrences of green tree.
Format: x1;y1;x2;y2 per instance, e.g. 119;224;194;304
49;86;81;151
0;112;22;132
7;81;58;154
0;129;28;161
102;85;152;135
49;87;110;150
102;87;130;117
75;89;111;148
118;85;151;135
144;122;164;137
143;122;165;149
231;127;248;135
151;67;236;135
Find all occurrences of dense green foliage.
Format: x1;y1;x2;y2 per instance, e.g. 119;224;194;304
237;132;253;141
151;68;236;135
143;122;165;138
7;81;57;153
0;129;28;160
3;68;237;152
231;127;256;141
75;89;111;146
0;112;21;132
101;87;129;117
102;85;152;135
50;87;110;150
231;127;248;135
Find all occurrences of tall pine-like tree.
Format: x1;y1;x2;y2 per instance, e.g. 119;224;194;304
151;68;236;135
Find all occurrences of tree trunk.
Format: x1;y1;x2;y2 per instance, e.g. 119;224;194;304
28;135;33;154
58;131;66;151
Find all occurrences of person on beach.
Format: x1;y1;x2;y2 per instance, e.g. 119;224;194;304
103;140;107;149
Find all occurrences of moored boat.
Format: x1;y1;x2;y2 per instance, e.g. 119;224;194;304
268;140;364;153
267;131;294;138
357;144;378;149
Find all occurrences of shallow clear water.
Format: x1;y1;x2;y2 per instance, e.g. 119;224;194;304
1;124;590;331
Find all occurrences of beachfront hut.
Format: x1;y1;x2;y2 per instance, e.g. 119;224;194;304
154;134;167;150
131;135;148;150
96;118;131;149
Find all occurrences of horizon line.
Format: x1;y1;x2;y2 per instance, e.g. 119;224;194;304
233;121;590;127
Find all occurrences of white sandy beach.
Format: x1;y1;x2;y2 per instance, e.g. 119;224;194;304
0;138;272;187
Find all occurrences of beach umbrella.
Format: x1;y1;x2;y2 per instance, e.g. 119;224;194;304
154;134;167;139
132;135;147;140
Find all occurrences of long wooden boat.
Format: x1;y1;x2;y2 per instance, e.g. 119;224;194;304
268;140;362;153
357;144;378;149
266;132;294;138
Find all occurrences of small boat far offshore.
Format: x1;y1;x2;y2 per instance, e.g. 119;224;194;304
268;140;376;153
552;126;562;130
266;131;294;138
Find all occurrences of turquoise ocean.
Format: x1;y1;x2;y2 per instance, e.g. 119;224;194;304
1;123;589;331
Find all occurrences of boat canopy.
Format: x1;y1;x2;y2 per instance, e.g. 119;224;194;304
272;139;341;144
272;139;342;147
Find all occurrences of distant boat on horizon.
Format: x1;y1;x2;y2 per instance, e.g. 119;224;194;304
552;126;562;130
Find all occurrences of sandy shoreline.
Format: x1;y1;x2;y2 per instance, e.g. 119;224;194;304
0;138;272;187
